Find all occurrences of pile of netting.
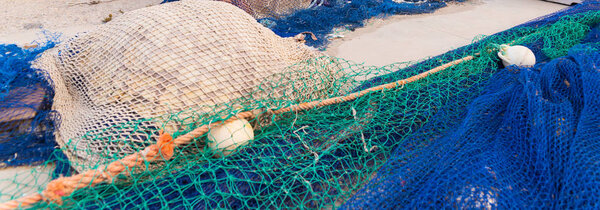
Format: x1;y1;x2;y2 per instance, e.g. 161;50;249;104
343;2;600;209
1;1;600;209
32;1;329;173
161;0;465;47
0;0;464;168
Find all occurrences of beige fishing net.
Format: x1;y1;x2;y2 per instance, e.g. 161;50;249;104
227;0;314;19
32;0;335;172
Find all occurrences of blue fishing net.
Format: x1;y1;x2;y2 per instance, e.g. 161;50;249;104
262;0;465;47
0;43;58;167
342;2;600;209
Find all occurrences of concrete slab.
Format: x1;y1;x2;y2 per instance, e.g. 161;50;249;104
326;0;568;66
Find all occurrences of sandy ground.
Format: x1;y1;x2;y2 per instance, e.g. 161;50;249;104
0;0;163;45
0;0;569;203
326;0;567;66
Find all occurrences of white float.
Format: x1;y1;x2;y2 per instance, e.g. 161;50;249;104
207;118;255;157
497;45;536;67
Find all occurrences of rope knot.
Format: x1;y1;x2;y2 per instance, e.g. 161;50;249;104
156;130;175;160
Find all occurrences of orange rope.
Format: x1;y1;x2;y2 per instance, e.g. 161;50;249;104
0;194;42;209
0;112;255;209
0;55;474;209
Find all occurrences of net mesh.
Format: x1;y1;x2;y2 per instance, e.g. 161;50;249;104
342;2;600;209
0;0;465;169
164;0;314;19
31;0;330;172
0;42;58;168
1;0;600;209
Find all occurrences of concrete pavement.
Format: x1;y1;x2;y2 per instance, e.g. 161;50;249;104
326;0;567;66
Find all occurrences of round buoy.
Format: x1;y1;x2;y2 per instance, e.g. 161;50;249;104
207;118;255;157
497;44;536;67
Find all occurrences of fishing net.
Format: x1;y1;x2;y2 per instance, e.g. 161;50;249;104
1;0;600;209
162;0;465;47
0;42;58;168
162;0;314;18
342;2;600;209
31;0;330;172
0;0;463;169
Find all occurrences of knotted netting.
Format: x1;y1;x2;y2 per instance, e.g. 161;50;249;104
343;2;600;209
31;0;332;173
0;0;465;170
1;0;600;209
0;42;58;168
